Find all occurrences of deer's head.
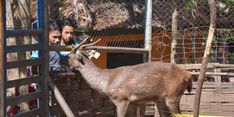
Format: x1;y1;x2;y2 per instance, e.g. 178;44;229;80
68;37;101;69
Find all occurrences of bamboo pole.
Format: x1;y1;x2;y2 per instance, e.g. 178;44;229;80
193;0;216;117
0;0;5;116
47;77;75;117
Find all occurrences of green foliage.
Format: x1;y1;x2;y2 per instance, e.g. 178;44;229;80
220;29;234;41
183;0;197;14
182;0;209;16
225;0;234;7
229;52;234;64
223;0;234;18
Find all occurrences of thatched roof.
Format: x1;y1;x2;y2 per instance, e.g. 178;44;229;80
30;0;234;32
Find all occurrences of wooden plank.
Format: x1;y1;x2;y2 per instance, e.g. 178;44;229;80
190;72;234;76
179;89;234;116
6;76;42;88
6;44;40;53
178;63;219;69
6;59;41;69
178;63;234;69
6;92;43;106
213;64;234;68
12;108;43;117
6;29;43;37
193;82;234;89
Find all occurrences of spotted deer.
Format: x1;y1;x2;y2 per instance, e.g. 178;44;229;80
68;38;192;117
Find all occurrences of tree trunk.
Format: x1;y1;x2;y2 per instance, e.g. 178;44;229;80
11;0;31;112
171;1;178;64
193;0;216;117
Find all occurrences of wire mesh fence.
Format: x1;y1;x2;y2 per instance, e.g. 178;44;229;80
43;0;234;64
4;0;234;116
5;0;233;65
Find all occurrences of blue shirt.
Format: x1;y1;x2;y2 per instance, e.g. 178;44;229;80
60;38;80;60
31;39;39;59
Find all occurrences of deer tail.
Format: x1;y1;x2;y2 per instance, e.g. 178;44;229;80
186;78;193;93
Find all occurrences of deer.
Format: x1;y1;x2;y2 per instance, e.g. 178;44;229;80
68;38;192;117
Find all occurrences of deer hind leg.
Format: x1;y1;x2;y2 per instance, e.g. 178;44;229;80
112;99;130;117
138;103;146;117
155;99;172;117
165;96;181;114
127;103;145;117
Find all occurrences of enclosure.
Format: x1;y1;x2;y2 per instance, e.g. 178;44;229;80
1;0;234;117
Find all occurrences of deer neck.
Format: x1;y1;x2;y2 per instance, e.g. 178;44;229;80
78;57;109;94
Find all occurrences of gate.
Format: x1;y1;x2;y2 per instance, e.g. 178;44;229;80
0;0;49;116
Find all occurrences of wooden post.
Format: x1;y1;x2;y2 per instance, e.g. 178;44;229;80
214;68;221;89
0;0;5;116
171;0;178;64
193;0;216;117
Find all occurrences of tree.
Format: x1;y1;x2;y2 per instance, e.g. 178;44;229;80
171;0;179;63
193;0;216;116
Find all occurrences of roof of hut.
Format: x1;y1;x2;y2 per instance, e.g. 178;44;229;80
30;0;234;31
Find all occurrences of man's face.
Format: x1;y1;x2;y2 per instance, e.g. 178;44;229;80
49;30;61;45
62;25;74;43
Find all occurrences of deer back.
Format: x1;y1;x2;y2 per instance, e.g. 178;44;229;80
101;61;191;101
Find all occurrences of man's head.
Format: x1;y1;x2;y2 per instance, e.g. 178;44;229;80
61;19;75;44
49;21;61;45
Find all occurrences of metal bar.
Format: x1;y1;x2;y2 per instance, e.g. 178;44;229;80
6;29;43;37
0;0;6;116
50;45;148;54
6;92;43;106
49;45;73;51
6;59;41;69
86;46;148;53
6;76;42;88
6;44;40;53
144;0;152;62
12;108;43;117
38;0;49;116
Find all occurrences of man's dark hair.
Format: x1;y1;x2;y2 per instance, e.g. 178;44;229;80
62;19;76;29
49;21;61;31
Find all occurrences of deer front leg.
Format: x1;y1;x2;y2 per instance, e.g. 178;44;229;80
112;99;130;117
165;96;181;114
156;99;172;117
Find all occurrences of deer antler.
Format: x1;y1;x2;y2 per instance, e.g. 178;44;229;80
72;36;90;51
71;38;101;54
80;38;101;49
